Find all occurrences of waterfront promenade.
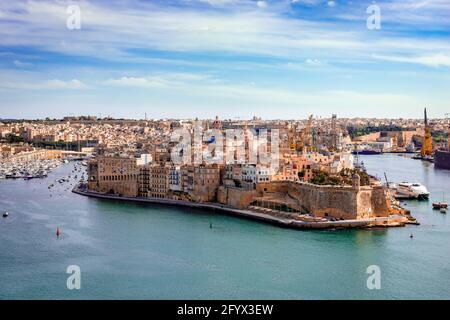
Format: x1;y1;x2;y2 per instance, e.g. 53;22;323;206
73;184;412;230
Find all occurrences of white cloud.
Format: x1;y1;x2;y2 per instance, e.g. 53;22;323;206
0;78;87;90
102;73;217;88
177;84;420;119
373;53;450;68
98;71;417;114
305;58;323;66
13;60;32;67
103;76;170;88
256;1;267;9
385;0;450;11
197;0;238;5
291;0;322;5
43;79;87;89
0;0;448;66
0;67;438;118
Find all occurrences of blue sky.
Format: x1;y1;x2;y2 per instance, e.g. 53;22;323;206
0;0;449;119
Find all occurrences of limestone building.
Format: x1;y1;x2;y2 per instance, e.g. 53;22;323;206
138;164;170;198
182;164;221;202
88;156;138;197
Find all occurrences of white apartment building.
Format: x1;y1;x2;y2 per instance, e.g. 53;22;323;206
256;165;271;183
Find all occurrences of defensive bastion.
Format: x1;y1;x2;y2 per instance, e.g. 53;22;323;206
218;180;405;221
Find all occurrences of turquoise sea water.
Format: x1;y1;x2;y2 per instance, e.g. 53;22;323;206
0;154;449;299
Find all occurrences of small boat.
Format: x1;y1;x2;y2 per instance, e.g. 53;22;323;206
352;147;382;155
2;211;9;218
433;193;447;210
412;154;434;162
433;202;448;210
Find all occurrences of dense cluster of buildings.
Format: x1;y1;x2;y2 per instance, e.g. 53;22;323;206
83;115;359;202
2;114;447;225
85;147;411;224
2;113;448;152
79;115;396;223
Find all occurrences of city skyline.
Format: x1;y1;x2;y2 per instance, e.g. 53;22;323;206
0;0;449;119
1;113;449;121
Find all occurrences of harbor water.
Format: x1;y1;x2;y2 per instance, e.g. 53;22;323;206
0;154;449;299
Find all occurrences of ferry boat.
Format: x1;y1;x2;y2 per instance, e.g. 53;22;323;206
393;182;430;200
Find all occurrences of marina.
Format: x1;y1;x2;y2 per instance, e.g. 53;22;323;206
0;158;87;182
0;158;63;180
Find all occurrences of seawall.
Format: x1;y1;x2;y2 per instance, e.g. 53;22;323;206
72;184;411;230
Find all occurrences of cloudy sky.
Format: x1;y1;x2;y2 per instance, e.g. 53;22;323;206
0;0;449;119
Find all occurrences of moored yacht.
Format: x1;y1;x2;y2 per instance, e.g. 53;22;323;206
394;182;430;200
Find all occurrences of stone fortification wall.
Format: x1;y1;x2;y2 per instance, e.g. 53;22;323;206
218;186;257;209
256;181;393;220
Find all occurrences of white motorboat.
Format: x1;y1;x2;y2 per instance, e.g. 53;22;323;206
394;182;430;200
